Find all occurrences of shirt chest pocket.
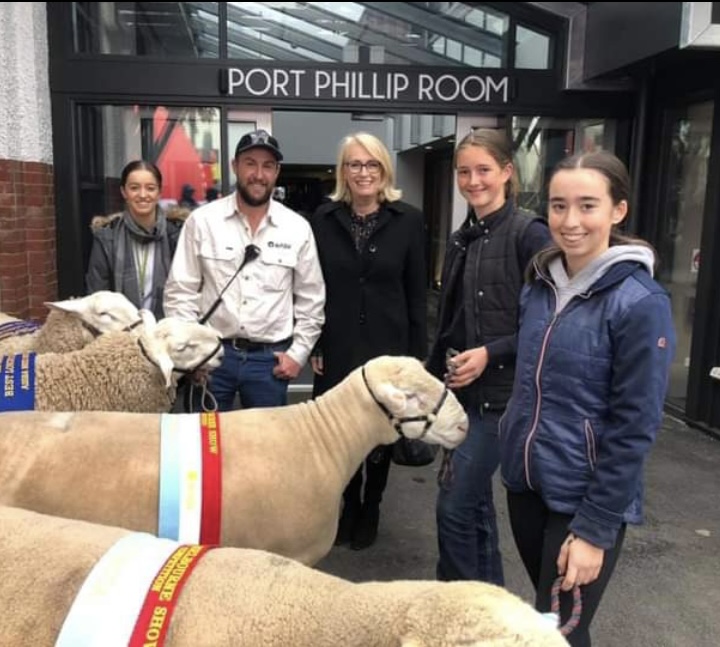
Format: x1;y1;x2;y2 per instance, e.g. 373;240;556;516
199;242;238;282
260;251;297;292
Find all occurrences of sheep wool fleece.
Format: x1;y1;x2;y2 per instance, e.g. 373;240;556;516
0;357;469;566
0;506;569;647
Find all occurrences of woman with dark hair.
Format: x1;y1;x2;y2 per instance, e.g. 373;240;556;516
500;150;675;646
86;160;185;319
310;132;427;550
426;128;551;585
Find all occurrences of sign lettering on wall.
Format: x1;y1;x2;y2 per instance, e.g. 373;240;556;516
219;66;514;107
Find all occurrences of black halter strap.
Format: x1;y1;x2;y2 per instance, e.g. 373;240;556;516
361;365;449;440
124;318;144;332
81;317;143;339
137;339;224;377
171;339;224;376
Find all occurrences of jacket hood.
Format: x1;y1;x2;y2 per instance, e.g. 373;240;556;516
89;206;189;231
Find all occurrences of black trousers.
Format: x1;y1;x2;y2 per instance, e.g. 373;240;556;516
343;445;393;509
506;490;626;647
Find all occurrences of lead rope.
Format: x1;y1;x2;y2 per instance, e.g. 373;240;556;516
186;380;218;413
550;576;582;636
437;351;457;486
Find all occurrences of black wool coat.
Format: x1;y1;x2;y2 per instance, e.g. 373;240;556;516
310;199;427;397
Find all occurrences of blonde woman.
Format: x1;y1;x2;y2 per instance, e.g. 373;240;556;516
310;132;427;550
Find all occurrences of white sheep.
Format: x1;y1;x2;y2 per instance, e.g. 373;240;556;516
0;356;467;564
0;506;569;647
0;311;223;413
0;291;141;356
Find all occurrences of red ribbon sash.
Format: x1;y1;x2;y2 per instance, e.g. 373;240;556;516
128;544;213;647
199;412;222;544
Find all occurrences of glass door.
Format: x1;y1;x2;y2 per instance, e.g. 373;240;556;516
226;108;273;195
656;101;714;411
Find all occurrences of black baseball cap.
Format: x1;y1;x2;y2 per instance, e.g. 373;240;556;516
234;129;283;161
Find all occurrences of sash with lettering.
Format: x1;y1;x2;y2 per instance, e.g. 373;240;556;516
55;532;214;647
158;412;222;544
0;353;36;411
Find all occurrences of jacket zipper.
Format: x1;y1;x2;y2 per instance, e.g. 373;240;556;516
584;419;597;470
523;312;557;489
522;274;560;490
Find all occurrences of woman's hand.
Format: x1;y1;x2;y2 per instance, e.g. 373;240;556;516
310;355;324;376
444;347;489;389
557;533;604;590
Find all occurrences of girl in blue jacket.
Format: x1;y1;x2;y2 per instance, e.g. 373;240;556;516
499;151;675;646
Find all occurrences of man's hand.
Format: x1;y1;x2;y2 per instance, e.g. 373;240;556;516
444;347;489;389
273;352;301;380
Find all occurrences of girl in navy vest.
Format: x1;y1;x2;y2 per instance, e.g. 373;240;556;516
426;129;551;585
500;151;675;646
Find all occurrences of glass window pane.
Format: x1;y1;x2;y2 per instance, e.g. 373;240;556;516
75;103;221;268
511;116;615;215
656;102;714;411
73;2;219;57
515;25;550;70
226;2;512;67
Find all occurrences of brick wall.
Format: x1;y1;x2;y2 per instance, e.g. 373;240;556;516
0;159;57;320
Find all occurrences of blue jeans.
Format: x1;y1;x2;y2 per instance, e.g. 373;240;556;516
436;407;504;585
206;340;291;411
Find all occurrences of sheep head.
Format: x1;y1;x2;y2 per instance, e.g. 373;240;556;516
362;356;468;450
138;311;224;388
44;291;141;337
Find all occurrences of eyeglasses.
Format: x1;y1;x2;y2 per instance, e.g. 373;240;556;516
344;160;382;174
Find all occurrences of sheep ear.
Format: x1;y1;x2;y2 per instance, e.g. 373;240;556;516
44;297;85;314
139;309;157;330
141;339;175;388
140;328;175;388
374;383;408;416
156;354;176;389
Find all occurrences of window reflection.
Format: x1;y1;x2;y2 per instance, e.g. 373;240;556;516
657;102;714;410
73;2;552;69
75;104;221;268
226;2;513;66
73;2;219;57
511;116;612;216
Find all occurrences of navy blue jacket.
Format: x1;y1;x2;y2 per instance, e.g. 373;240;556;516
499;259;675;549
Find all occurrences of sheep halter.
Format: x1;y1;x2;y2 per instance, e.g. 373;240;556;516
81;316;143;339
137;337;223;378
361;365;449;440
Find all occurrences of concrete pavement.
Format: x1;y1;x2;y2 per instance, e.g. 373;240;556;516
316;415;720;646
